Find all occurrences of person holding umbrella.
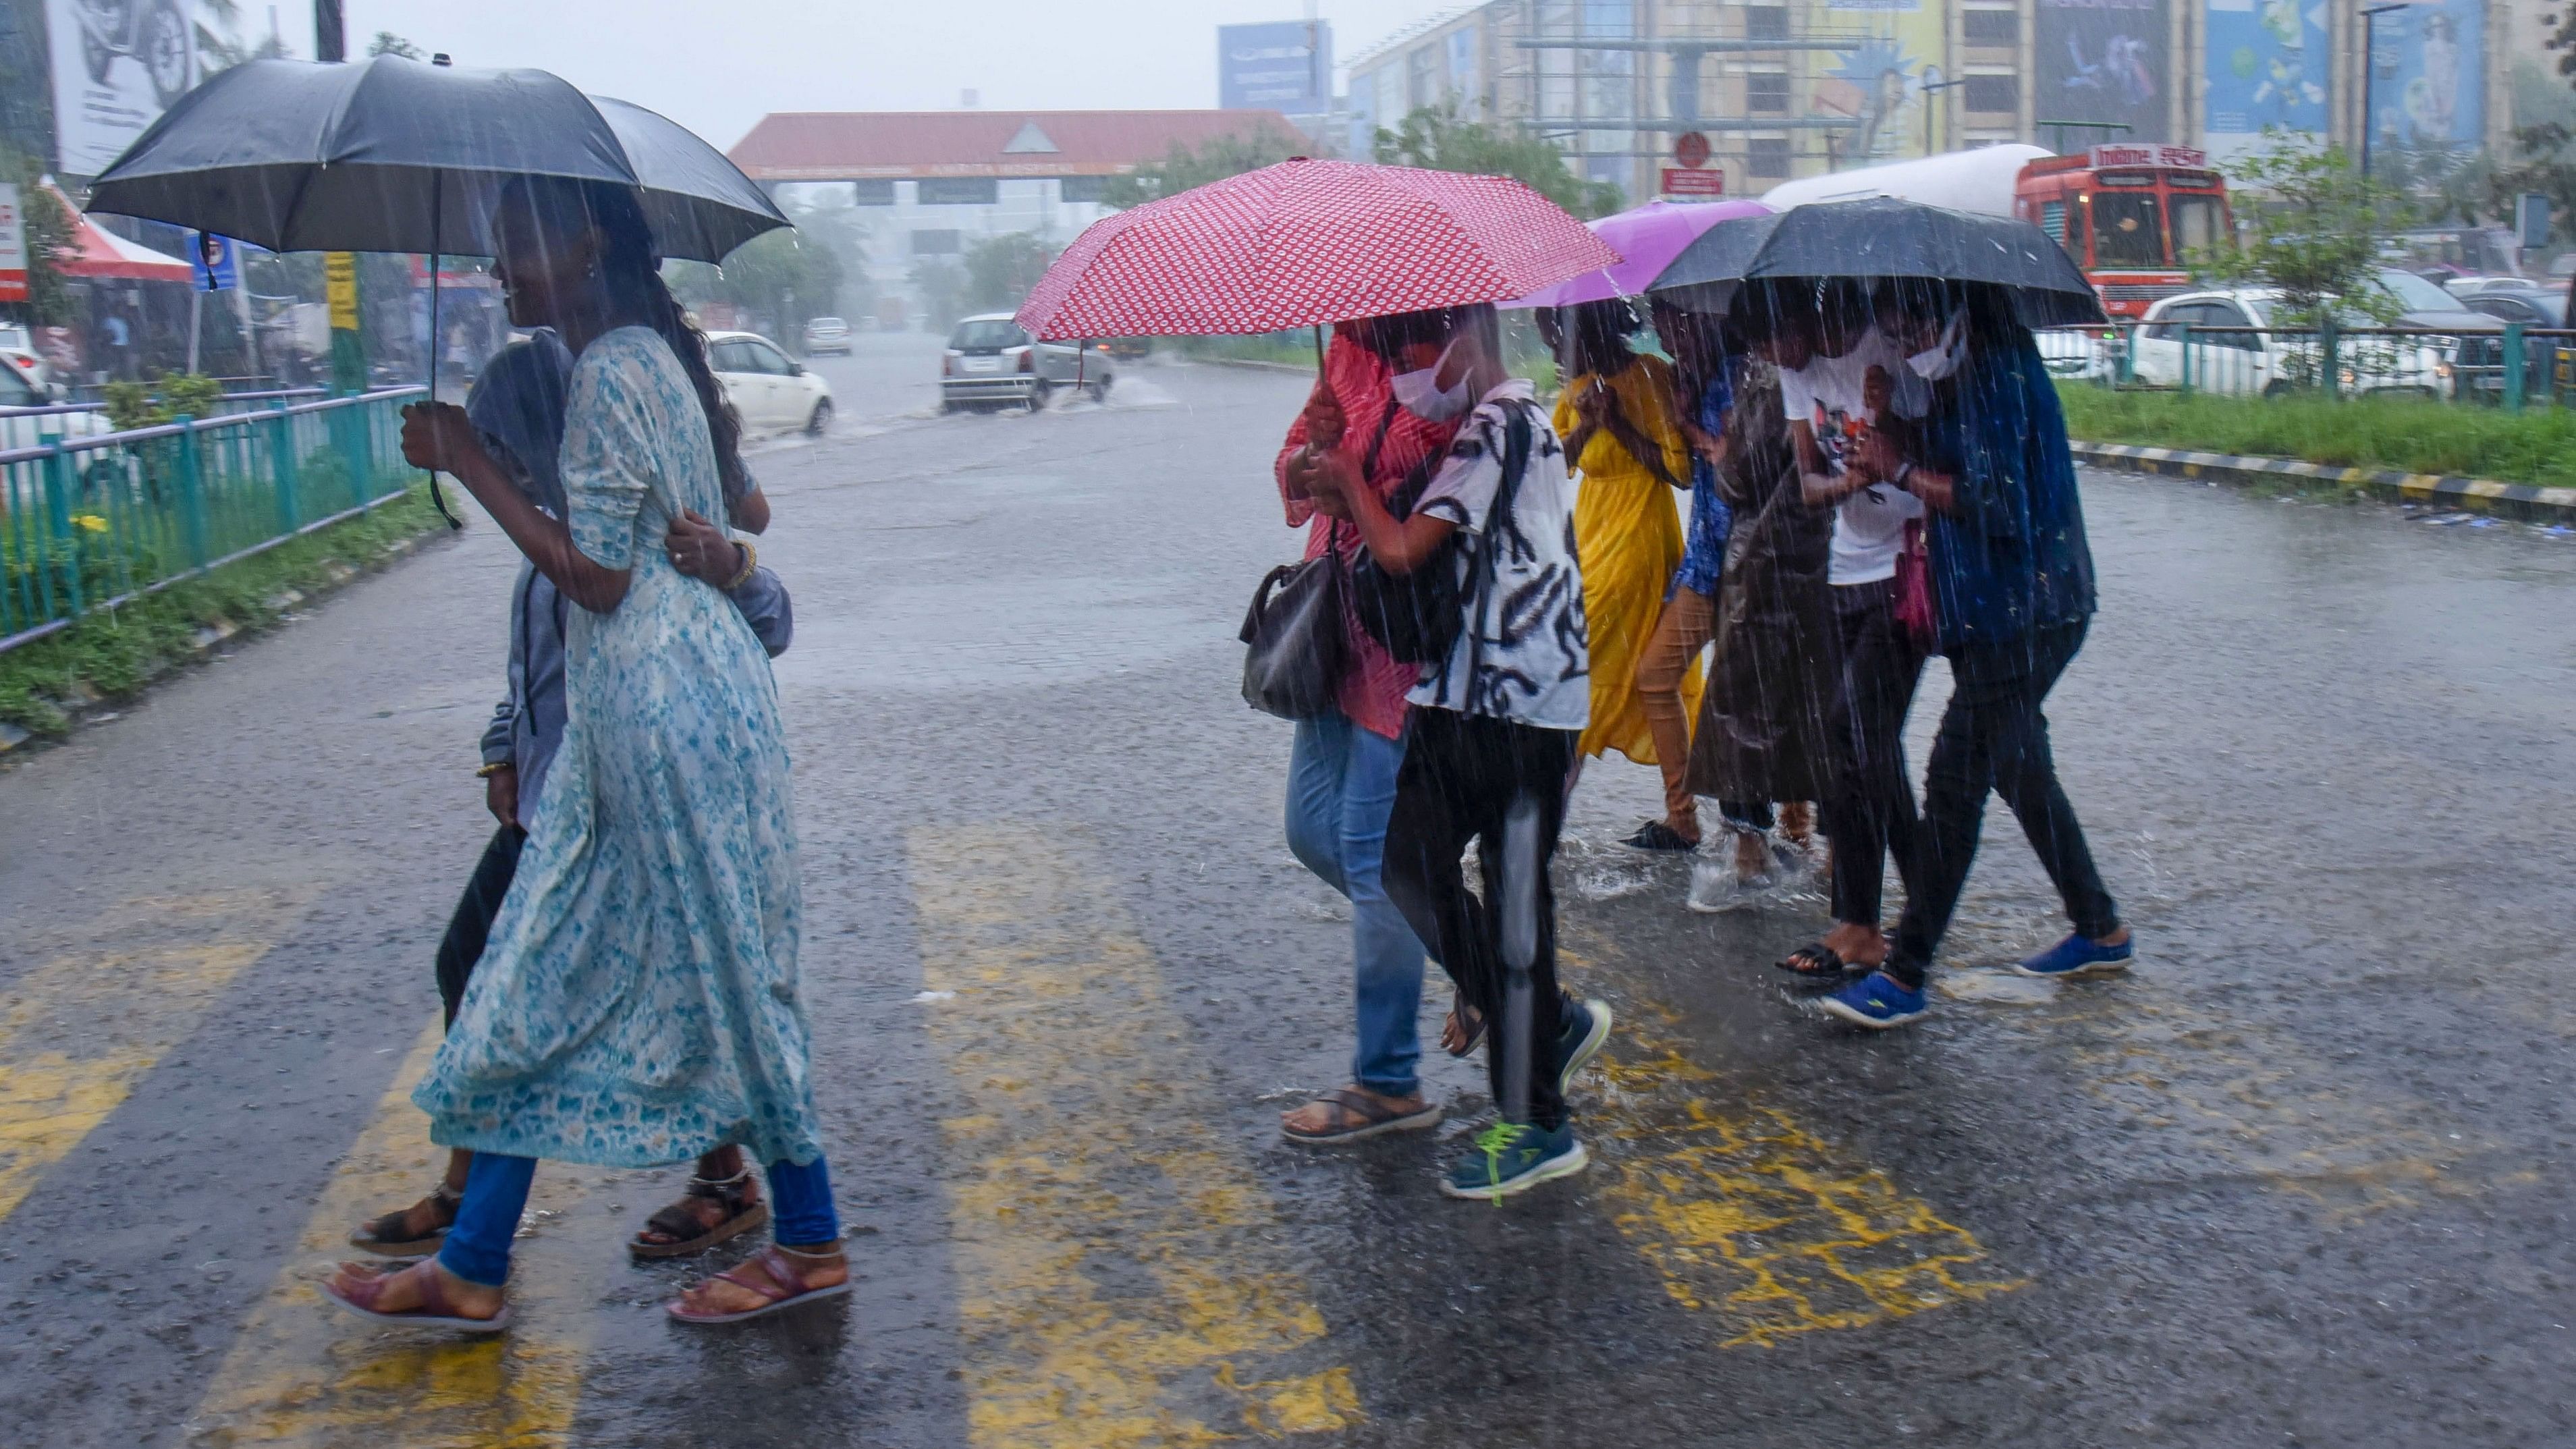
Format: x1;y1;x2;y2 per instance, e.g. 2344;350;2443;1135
1308;304;1606;1201
327;175;847;1329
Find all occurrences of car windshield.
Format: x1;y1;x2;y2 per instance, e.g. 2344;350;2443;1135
2374;269;2459;313
951;320;1028;350
2090;192;2166;268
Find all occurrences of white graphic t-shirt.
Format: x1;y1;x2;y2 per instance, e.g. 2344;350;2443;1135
1779;327;1932;586
1406;381;1590;732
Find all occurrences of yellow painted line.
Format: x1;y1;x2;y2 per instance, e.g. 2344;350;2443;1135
0;917;278;1223
906;826;1359;1447
1580;993;2021;1349
186;1020;599;1448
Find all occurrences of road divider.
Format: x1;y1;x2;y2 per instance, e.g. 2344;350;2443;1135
2073;441;2576;525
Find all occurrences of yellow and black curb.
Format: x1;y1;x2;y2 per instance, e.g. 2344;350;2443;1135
2073;441;2576;524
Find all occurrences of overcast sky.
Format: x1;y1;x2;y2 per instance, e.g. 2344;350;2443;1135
341;1;1456;150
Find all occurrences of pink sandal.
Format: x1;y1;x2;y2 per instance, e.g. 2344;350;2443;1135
322;1259;512;1334
665;1245;851;1326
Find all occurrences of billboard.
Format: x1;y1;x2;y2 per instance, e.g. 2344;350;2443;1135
0;184;24;304
1818;0;1949;163
47;0;205;178
1217;21;1332;117
2037;0;2170;141
2203;0;2329;164
2367;0;2485;153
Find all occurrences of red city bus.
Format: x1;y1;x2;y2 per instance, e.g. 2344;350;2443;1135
2014;145;2233;320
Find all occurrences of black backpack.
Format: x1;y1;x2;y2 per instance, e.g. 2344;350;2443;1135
1348;398;1534;667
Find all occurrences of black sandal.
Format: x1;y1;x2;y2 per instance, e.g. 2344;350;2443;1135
1776;942;1851;978
348;1183;460;1257
1442;990;1486;1058
1620;821;1701;854
629;1168;771;1259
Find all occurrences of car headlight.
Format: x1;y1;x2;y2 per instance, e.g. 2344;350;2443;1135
2435;360;2453;381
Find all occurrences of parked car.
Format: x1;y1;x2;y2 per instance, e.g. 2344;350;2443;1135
0;324;60;401
801;316;852;356
2452;287;2572;404
2127;287;2455;398
705;330;833;435
939;314;1114;412
0;358;111;452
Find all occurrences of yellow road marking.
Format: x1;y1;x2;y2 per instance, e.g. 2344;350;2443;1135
186;1020;598;1448
1584;995;2022;1348
906;826;1358;1447
0;937;269;1224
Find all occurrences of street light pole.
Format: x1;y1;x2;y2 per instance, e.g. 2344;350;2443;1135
2358;4;2405;181
1919;76;1968;156
314;0;346;62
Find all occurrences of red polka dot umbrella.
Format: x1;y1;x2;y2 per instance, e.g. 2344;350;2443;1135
1014;158;1622;341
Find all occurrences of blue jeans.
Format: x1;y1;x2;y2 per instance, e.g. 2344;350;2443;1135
1286;709;1427;1098
439;1152;842;1287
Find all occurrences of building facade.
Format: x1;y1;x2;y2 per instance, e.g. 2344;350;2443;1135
1342;0;2529;200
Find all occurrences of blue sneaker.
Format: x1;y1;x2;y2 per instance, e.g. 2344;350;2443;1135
1819;971;1929;1031
1555;996;1614;1093
2012;932;2134;980
1440;1120;1588;1201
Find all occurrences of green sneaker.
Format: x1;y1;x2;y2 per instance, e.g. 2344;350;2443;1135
1440;1120;1588;1201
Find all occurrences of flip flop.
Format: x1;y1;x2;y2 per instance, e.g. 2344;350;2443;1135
322;1260;512;1334
1442;990;1486;1058
667;1246;854;1326
1282;1087;1442;1145
1776;942;1849;978
347;1186;458;1258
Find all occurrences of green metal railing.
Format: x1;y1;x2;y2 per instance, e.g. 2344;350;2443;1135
2042;323;2576;406
0;387;426;653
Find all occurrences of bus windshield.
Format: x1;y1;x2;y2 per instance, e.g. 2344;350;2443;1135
2169;194;2225;264
2089;192;2166;267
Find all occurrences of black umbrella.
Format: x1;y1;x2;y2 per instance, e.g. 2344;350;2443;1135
1647;196;2106;329
85;55;786;262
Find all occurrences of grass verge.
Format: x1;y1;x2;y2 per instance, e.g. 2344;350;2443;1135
2056;384;2576;489
0;481;451;741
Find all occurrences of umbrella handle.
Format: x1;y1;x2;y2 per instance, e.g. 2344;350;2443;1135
1312;323;1325;375
424;171;462;530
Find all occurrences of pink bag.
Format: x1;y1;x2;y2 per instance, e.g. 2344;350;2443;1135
1892;518;1935;646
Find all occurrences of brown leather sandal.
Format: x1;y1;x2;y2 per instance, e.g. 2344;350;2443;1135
629;1169;770;1260
348;1183;460;1257
1281;1087;1442;1145
323;1259;511;1333
666;1244;852;1325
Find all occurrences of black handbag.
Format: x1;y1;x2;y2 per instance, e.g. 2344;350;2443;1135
1349;400;1533;666
1238;549;1346;719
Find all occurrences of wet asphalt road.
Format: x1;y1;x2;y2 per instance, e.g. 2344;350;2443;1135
1;330;2572;1448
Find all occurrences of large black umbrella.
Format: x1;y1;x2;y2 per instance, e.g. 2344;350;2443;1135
85;54;786;263
1648;196;2106;329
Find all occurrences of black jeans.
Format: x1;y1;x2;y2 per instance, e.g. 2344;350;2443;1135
435;825;526;1027
1887;619;2117;989
1383;710;1579;1132
1824;580;1928;929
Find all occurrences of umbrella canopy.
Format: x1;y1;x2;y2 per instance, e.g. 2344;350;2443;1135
42;180;193;282
85;55;786;263
1015;157;1620;340
1504;198;1769;310
1649;196;2105;328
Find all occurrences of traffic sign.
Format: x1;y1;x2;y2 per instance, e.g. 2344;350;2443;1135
1674;131;1711;170
191;232;240;292
1662;167;1726;198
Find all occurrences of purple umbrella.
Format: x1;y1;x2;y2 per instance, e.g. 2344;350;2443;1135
1503;198;1772;310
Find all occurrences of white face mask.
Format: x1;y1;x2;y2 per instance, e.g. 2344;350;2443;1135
1906;312;1969;381
1391;338;1475;420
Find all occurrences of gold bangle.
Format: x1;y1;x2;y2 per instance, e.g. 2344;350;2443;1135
476;761;512;778
724;539;758;591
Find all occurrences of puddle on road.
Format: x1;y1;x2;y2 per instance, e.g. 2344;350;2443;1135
1936;969;2059;1006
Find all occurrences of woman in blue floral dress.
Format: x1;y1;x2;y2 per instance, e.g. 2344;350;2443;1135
325;177;845;1332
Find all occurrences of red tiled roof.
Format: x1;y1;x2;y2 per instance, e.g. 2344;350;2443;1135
728;109;1307;181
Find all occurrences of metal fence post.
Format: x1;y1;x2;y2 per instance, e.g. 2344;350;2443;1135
2321;319;2340;400
270;399;300;533
39;439;79;618
2118;323;2135;387
2177;321;2192;394
175;419;209;570
2503;323;2527;413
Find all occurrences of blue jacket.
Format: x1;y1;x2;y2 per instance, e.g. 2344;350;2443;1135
1921;327;2097;651
468;332;793;815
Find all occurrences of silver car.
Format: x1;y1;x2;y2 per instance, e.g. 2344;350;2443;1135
939;314;1112;412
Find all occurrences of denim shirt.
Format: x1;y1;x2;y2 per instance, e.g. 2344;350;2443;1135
1920;329;2098;652
469;332;794;815
1670;361;1736;599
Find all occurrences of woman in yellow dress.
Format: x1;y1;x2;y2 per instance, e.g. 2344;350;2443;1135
1550;300;1701;773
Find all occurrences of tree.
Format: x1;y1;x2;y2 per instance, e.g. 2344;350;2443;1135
1098;128;1308;209
712;228;842;341
777;189;877;323
1373;103;1626;219
962;233;1056;314
366;32;425;60
2208;132;2415;328
908;257;968;332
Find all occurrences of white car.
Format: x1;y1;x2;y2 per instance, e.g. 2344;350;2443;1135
801;316;852;356
2126;289;2450;398
0;352;110;452
705;330;833;436
0;323;61;401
